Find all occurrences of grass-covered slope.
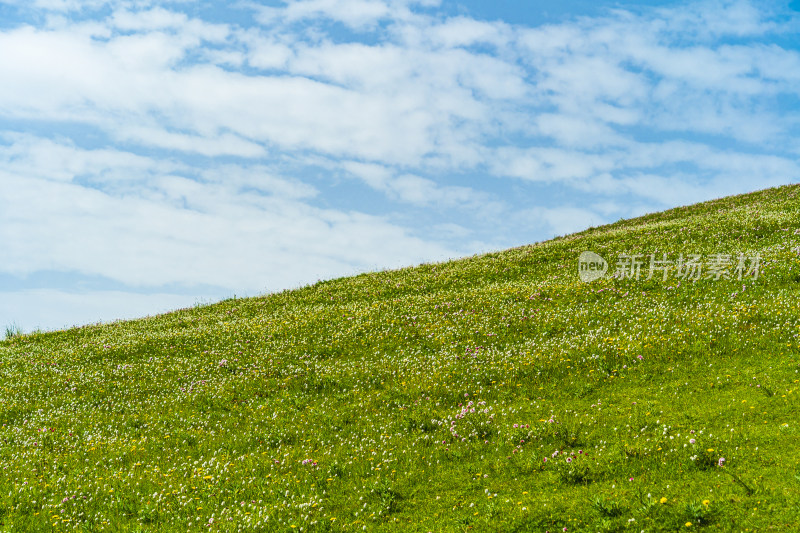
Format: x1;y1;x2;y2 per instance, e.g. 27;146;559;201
2;184;800;532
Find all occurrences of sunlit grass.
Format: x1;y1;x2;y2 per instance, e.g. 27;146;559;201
1;184;799;531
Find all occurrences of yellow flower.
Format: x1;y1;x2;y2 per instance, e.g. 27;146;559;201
686;522;693;527
660;497;668;504
702;500;710;506
707;448;714;452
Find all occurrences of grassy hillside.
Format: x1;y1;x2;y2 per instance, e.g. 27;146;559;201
2;184;800;532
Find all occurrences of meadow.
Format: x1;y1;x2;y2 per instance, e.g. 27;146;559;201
1;184;799;532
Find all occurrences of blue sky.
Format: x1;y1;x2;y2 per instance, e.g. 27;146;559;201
1;0;799;333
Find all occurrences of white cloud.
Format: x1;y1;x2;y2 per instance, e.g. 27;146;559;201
281;0;393;28
244;33;294;70
1;0;790;173
490;147;617;182
387;174;484;207
0;289;211;333
197;164;319;201
654;0;778;39
0;0;108;11
0;0;198;12
534;113;626;148
340;161;492;209
0;136;461;291
114;127;266;157
341;160;393;189
0;2;529;166
426;16;512;48
111;7;190;31
521;206;605;238
255;0;441;29
0;133;171;182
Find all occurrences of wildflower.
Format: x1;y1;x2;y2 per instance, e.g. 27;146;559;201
718;457;726;467
689;439;696;444
702;500;710;506
660;497;667;504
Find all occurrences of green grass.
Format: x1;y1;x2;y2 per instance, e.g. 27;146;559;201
1;184;800;532
3;323;23;341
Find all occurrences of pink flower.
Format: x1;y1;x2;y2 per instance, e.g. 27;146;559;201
718;457;726;467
